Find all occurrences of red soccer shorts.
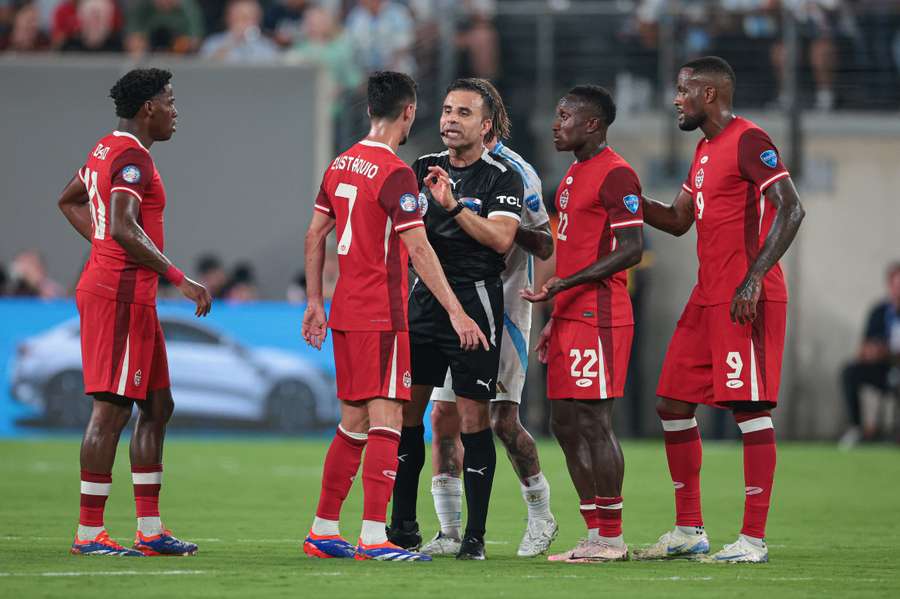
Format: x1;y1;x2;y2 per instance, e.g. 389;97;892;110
76;291;170;400
657;301;786;406
332;330;411;402
547;319;633;400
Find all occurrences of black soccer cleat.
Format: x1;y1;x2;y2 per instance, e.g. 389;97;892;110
386;520;422;551
456;535;486;560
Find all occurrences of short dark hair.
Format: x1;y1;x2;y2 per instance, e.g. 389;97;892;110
367;71;417;120
567;85;617;127
196;254;223;275
446;78;495;122
681;56;736;86
109;68;173;119
474;79;511;143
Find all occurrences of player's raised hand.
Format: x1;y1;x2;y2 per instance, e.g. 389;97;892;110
301;301;328;350
449;310;489;352
177;277;212;317
730;274;762;325
535;318;553;364
424;166;456;210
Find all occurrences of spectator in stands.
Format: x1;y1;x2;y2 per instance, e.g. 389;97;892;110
195;0;226;36
770;0;842;111
196;253;228;299
345;0;415;74
839;262;900;447
50;0;124;49
201;0;279;63
61;0;123;53
264;0;309;48
126;0;204;56
456;0;499;79
8;249;63;298
223;262;259;302
2;1;50;52
287;6;361;105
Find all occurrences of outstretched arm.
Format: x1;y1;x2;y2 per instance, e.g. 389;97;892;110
642;188;694;236
58;174;92;241
109;192;211;316
730;177;805;324
522;226;643;302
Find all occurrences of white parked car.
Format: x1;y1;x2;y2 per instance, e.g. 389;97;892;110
10;316;338;432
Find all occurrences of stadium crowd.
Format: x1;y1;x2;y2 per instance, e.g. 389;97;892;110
1;1;898;111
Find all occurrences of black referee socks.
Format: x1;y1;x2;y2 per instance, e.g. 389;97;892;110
390;424;426;525
461;427;496;540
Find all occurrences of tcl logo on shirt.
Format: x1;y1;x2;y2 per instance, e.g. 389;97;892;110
497;195;521;208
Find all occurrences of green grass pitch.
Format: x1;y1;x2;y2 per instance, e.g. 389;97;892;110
1;438;898;597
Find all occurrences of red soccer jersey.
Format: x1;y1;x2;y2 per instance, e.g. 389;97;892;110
552;147;644;327
75;131;166;306
314;139;424;332
681;117;790;306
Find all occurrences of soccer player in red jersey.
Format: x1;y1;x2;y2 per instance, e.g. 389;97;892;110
300;71;487;562
57;68;212;557
635;57;805;563
522;85;644;563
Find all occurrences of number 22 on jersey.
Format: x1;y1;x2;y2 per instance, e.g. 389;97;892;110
335;182;358;255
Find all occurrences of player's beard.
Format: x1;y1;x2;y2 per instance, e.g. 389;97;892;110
678;111;705;131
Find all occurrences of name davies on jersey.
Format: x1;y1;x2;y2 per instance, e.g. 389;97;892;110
329;154;380;179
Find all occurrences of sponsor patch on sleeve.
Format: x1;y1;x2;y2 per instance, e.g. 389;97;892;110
121;165;141;184
623;194;640;214
400;193;418;213
759;149;778;168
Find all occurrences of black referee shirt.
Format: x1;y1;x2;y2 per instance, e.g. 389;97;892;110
412;149;524;285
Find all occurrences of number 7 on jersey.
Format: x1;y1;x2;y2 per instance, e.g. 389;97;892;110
335;182;358;255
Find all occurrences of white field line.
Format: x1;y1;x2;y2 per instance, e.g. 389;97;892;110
0;570;207;578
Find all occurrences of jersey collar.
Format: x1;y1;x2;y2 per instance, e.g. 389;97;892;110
359;139;395;154
113;130;149;151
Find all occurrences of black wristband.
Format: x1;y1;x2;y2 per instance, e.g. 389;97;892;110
447;202;464;217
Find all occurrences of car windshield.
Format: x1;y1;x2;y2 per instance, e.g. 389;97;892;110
161;322;221;345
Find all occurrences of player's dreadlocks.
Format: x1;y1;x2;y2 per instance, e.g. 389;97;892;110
567;84;617;127
109;68;173;119
473;79;511;144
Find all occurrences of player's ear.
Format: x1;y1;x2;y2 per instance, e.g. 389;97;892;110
704;85;717;104
481;117;493;139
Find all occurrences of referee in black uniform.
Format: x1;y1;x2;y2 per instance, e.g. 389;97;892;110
389;79;524;560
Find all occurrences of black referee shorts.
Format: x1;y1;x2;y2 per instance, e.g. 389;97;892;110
408;277;503;401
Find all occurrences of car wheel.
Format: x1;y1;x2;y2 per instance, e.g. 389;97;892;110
44;371;91;428
266;379;317;434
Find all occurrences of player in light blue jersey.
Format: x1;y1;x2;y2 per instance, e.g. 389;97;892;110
423;79;559;558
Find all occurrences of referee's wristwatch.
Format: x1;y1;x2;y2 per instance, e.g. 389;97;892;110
447;201;464;217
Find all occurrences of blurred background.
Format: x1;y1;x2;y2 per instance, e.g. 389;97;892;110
0;0;897;444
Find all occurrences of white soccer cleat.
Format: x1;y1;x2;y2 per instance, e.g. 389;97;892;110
517;516;559;557
419;531;461;556
632;527;710;560
704;535;768;563
547;538;589;562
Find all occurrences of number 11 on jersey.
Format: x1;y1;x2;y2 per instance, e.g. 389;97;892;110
335;182;358;255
